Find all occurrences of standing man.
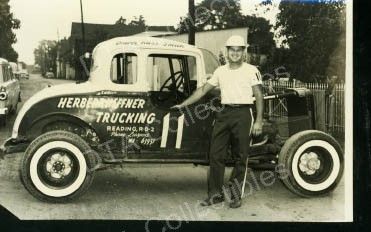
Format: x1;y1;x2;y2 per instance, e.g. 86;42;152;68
172;35;264;208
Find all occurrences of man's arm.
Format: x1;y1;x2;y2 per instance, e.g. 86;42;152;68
172;83;216;108
252;84;264;136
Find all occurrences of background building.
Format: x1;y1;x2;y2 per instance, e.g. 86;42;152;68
60;23;176;80
55;23;269;80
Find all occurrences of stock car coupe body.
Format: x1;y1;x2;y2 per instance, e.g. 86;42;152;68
0;37;344;202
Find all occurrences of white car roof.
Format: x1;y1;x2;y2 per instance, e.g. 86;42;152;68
89;36;204;84
93;36;201;56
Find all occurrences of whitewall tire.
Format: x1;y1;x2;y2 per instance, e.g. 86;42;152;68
278;130;344;197
20;131;97;203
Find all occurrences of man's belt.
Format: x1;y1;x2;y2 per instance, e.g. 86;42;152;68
222;104;252;108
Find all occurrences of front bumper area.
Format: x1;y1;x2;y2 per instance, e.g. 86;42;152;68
0;137;29;158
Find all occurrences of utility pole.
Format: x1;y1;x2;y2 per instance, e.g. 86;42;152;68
80;0;86;53
188;0;195;45
56;28;61;79
80;0;86;81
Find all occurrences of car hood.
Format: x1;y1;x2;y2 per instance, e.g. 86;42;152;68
38;82;98;97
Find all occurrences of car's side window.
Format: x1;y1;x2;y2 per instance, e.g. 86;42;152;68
2;66;9;82
0;66;3;83
147;54;198;105
110;53;138;85
200;48;220;75
147;55;183;92
146;54;198;93
8;67;13;80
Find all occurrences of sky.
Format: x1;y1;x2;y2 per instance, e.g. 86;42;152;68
8;0;280;64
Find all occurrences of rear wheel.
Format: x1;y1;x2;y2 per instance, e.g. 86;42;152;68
20;131;97;203
277;130;344;197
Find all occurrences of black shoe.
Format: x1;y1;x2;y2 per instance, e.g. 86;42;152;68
229;198;242;208
200;195;224;206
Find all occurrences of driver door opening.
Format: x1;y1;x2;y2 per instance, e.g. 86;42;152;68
147;54;197;108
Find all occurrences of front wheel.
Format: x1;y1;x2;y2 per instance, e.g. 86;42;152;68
277;130;344;197
20;131;97;203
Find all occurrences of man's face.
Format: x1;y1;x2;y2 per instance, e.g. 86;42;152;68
227;46;245;64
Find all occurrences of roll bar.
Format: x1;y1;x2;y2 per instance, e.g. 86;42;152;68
254;88;312;101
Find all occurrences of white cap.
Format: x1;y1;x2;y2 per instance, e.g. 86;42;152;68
225;35;247;47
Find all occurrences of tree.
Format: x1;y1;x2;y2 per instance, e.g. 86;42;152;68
177;0;275;65
0;0;20;61
178;0;246;32
128;15;146;31
245;15;275;55
115;16;127;25
115;15;146;31
34;40;57;75
275;0;346;82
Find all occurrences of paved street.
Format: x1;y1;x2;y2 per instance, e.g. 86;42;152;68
0;74;347;221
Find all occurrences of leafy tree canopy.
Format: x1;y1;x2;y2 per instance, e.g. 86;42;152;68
178;0;275;55
0;0;20;62
275;0;346;82
34;40;57;74
115;15;146;31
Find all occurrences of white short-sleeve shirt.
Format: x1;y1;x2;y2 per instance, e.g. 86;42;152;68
207;63;263;104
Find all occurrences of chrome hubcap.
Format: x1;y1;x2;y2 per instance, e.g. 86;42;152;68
46;153;73;179
299;152;321;175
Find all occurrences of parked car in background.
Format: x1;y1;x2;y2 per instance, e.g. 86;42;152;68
19;69;29;79
9;62;20;80
0;58;21;126
45;72;55;79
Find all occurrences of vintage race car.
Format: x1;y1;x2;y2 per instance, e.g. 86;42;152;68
0;37;343;202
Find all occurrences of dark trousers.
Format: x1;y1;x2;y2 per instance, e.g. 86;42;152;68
208;106;254;199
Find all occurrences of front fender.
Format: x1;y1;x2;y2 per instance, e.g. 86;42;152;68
11;81;99;140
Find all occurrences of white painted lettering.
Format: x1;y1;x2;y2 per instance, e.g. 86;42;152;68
66;98;73;108
102;113;110;123
110;113;119;123
96;112;104;123
119;98;127;108
125;99;133;108
137;113;147;123
57;98;67;108
86;97;93;108
126;113;135;123
137;99;145;109
133;113;140;123
147;113;156;124
72;98;81;108
80;98;87;108
118;113;127;123
131;99;139;108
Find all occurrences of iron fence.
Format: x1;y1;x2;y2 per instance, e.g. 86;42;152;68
262;80;345;138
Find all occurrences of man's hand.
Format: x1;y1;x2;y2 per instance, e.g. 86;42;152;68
170;83;216;110
252;121;263;136
171;104;183;109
